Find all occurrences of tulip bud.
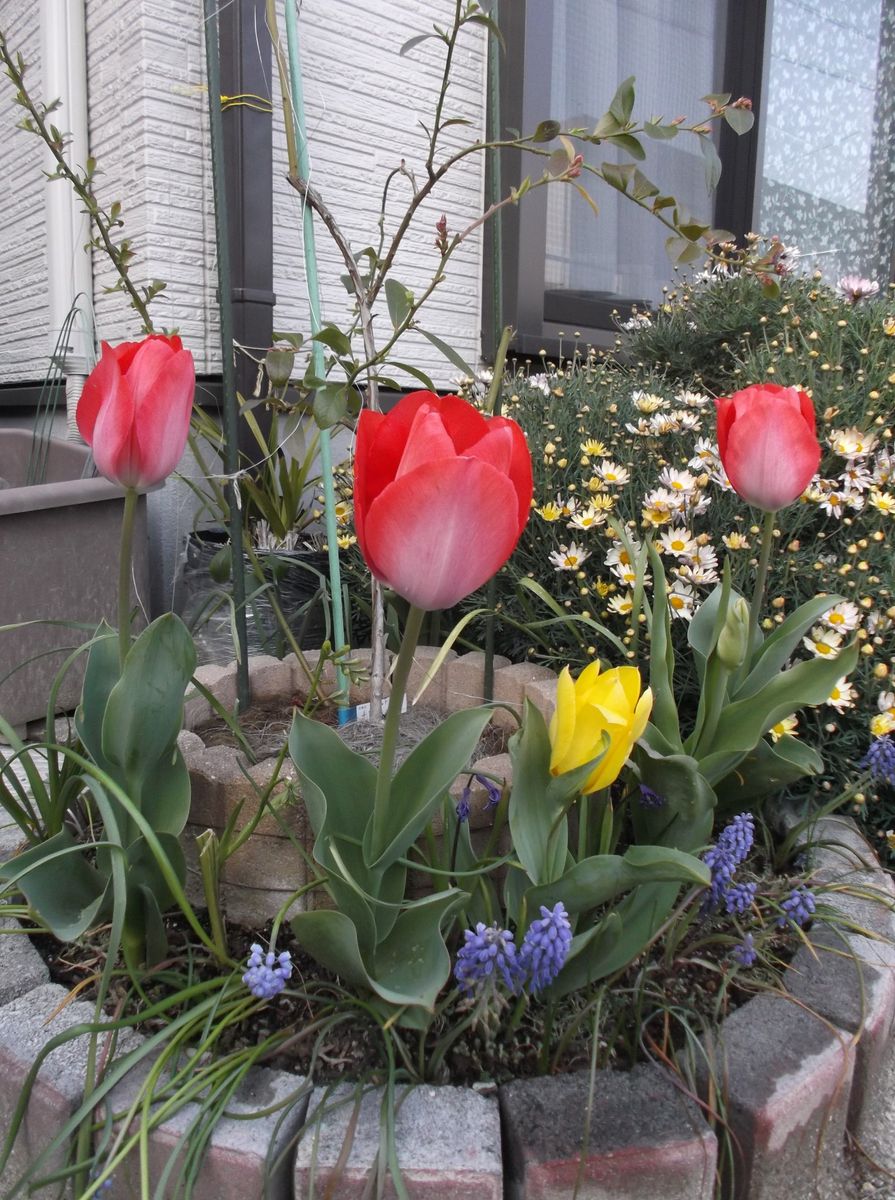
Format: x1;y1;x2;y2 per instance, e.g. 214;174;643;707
716;597;751;670
266;343;295;396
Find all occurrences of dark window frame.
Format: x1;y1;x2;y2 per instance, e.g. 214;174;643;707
484;0;768;360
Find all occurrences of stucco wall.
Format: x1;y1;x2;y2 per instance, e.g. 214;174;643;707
0;3;50;384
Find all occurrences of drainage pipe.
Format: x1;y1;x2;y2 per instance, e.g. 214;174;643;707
40;0;94;439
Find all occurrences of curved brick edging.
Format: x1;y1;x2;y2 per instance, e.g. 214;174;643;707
1;656;893;1197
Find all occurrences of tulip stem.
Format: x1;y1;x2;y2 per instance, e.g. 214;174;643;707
371;605;425;856
118;487;138;670
746;509;776;666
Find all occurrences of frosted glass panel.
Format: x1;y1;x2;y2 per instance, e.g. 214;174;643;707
543;0;726;305
757;0;895;284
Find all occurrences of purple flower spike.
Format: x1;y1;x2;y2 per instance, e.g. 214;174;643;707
519;902;573;994
638;784;666;809
476;774;503;810
724;881;757;916
454;924;521;995
455;783;472;823
777;886;816;929
732;933;757;967
243;942;293;1000
860;736;895;788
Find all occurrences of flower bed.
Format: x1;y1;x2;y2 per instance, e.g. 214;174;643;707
0;809;891;1198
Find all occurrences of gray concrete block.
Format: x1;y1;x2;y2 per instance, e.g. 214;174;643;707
500;1064;716;1200
787;923;895;1140
406;645;457;710
524;676;557;724
193;662;237;712
106;1052;309;1200
0;916;49;1006
295;1083;502;1198
0;982;97;1197
699;992;855;1200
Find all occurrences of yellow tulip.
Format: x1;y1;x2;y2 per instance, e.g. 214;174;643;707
548;663;653;794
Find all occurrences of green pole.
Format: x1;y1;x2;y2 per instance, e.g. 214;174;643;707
204;0;250;710
282;2;348;710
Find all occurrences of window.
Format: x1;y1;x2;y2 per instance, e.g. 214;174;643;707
489;0;894;354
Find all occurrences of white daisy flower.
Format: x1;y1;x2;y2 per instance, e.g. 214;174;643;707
632;390;666;413
607;592;635;615
596;460;630;487
823;601;861;632
667;582;697;620
658;528;698;557
549;543;591;571
829;427;877;459
826;677;857;713
802;626;844;658
658;467;698;494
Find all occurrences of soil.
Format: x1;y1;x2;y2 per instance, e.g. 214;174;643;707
34;893;792;1089
195;701;509;766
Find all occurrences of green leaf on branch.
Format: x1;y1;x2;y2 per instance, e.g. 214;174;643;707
417;327;476;377
532;119;561;143
665;235;704;265
311;324;352;356
644;121;679;140
608;76;636;124
313;383;349;429
384;277;414;329
699;135;723;191
605;133;645;161
723;106;755;135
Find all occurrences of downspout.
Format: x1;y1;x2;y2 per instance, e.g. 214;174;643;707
40;0;94;439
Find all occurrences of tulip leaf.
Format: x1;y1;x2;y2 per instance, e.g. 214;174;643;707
698;639;859;783
713;735;824;814
75;624;121;777
371;889;467;1011
507;701;570;887
288;709;377;853
557;881;681;995
0;828;108;942
101;614;196;798
547;913;623;999
645;544;682;749
290;908;374;991
523;844;709;917
630;744;716;852
364;706;494;871
734;593;848;701
140;748;191;837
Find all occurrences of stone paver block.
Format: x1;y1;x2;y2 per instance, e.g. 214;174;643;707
443;651;511;712
106;1053;309;1200
806;817;895;897
247;654;294;704
442;753;512;833
491;662;557;725
183;820;310;926
0;983;103;1197
406;645;457;710
500;1064;715;1200
192;663;237;713
295;1083;502;1198
287;649;339;703
524;676;557;724
186;743;305;838
0;916;49;1006
699;992;855;1200
183;683;213;730
787;922;895;1138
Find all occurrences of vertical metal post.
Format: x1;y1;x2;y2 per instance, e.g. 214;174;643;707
204;0;250;710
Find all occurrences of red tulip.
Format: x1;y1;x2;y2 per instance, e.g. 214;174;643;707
354;391;533;610
77;335;195;487
715;383;821;511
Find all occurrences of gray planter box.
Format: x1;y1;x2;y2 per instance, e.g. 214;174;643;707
0;429;149;736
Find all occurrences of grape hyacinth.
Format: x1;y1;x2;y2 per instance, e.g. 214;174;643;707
731;933;757;967
860;735;895;788
455;784;472;823
518;902;573;994
454;923;521;994
243;943;293;1000
777;886;816;929
702;812;755;910
724;881;758;916
638;784;666;809
476;774;503;810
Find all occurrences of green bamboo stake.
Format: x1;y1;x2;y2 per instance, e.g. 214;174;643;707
282;4;348;714
204;0;250;710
